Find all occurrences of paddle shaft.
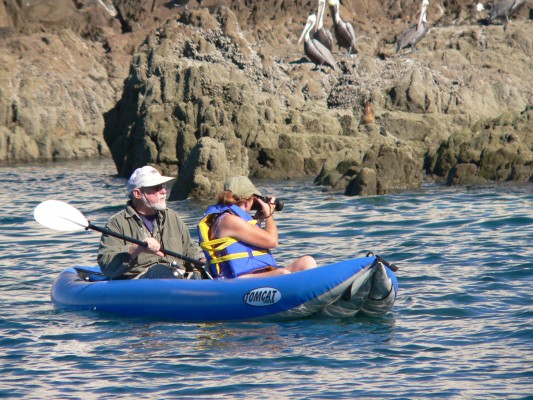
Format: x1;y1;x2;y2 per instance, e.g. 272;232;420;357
86;222;206;268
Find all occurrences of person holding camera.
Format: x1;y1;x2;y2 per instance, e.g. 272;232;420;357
198;176;317;279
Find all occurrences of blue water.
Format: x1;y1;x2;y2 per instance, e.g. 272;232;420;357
1;159;532;399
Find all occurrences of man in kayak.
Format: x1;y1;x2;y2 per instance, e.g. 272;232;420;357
97;166;203;279
198;176;317;279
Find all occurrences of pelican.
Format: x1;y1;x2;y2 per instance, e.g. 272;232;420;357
488;0;526;24
327;0;357;55
298;14;336;71
313;0;334;51
396;0;430;53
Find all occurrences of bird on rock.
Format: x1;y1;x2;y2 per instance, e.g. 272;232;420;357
313;0;334;51
396;0;430;54
298;14;336;71
488;0;526;25
328;0;357;55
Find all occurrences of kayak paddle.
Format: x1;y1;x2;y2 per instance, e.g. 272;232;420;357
33;200;211;277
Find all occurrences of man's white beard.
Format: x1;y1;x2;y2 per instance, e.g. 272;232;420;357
152;199;166;211
141;194;166;211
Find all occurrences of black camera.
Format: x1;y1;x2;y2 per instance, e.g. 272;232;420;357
251;195;285;212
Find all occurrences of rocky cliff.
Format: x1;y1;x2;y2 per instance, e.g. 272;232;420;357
1;0;532;198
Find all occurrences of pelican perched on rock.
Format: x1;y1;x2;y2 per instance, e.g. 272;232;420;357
327;0;357;55
396;0;430;53
314;0;334;51
488;0;526;24
299;14;336;71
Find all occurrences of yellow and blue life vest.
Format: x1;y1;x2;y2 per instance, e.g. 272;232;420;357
197;204;278;279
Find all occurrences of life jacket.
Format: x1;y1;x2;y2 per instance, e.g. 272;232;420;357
197;204;278;279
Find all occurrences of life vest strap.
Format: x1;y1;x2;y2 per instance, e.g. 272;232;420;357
200;236;237;252
209;249;271;265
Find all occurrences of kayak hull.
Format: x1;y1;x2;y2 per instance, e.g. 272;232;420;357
51;256;398;322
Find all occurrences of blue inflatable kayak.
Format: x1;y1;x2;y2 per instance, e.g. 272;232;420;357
51;255;398;322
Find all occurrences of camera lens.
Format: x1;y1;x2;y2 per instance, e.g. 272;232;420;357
251;196;285;211
273;198;284;211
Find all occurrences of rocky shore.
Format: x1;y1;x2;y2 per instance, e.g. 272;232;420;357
1;0;532;198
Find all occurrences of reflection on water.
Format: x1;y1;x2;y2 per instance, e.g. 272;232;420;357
0;158;532;398
193;323;288;354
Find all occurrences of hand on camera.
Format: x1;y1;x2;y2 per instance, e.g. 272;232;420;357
254;196;275;218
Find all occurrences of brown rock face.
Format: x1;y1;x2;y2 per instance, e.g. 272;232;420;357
429;108;533;186
1;0;532;197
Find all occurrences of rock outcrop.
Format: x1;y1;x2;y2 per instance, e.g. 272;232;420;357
429;107;533;186
1;0;532;198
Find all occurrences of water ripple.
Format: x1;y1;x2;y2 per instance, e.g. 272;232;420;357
0;160;532;398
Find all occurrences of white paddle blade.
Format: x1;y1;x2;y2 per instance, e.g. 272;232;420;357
34;200;89;232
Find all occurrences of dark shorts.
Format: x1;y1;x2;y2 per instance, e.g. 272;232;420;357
135;264;203;279
135;264;182;279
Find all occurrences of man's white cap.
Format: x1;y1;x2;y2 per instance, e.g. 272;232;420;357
127;166;176;193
